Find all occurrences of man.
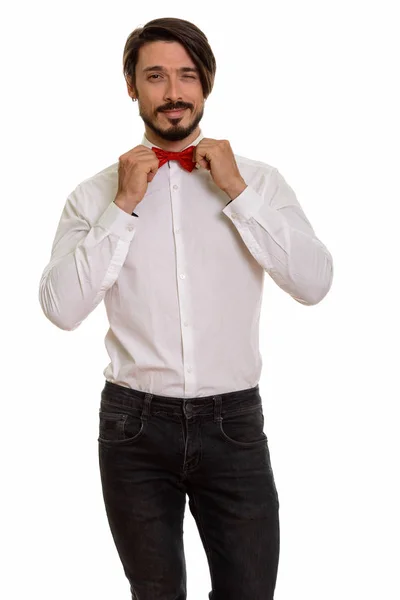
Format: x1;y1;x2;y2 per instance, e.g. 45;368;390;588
39;17;333;600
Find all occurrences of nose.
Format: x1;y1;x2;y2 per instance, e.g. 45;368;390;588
163;78;183;105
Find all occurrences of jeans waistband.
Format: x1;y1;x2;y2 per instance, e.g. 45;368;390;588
101;380;261;419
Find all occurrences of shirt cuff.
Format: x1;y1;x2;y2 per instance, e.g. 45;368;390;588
222;185;264;221
96;201;138;241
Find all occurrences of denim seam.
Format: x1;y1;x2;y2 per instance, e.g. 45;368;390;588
190;490;216;592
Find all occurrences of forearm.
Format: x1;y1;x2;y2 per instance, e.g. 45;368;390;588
222;169;334;305
39;200;137;330
248;207;334;304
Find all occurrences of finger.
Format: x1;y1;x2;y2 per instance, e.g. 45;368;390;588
197;158;210;170
148;162;159;180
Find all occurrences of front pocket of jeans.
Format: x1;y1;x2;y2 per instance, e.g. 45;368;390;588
98;409;145;445
218;407;267;447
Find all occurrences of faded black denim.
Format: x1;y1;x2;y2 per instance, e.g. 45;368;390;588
98;381;280;599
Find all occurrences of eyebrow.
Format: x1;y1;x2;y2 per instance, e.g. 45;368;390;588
142;66;199;74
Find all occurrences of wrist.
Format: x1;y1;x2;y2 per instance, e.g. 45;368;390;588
224;178;247;201
114;194;140;215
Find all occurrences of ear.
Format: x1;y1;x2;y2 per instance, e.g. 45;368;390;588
125;76;136;100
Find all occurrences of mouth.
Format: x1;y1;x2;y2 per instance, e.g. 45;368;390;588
161;108;187;118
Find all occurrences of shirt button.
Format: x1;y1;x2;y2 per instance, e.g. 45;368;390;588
127;225;134;231
231;213;237;219
187;366;192;373
183;321;188;327
180;274;186;279
175;228;180;234
173;184;179;190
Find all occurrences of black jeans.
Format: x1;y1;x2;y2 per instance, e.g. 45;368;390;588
98;381;280;600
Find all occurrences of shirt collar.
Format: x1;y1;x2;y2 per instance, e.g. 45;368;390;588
140;129;204;152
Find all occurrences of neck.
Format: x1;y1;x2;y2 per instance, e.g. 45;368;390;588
144;126;200;152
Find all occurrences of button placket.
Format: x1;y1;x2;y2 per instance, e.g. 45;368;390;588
169;162;196;396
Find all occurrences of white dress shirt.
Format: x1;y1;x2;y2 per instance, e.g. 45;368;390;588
39;129;333;398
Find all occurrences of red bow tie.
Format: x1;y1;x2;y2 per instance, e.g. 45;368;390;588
152;145;196;172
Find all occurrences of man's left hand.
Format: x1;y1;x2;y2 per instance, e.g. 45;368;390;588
193;138;247;199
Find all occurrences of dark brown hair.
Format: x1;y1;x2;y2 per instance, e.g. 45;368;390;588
122;17;217;99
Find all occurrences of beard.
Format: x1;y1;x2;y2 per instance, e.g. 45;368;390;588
138;102;205;142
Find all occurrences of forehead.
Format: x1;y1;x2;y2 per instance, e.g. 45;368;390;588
137;40;196;69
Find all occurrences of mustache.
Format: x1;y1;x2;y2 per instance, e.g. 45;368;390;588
159;105;191;112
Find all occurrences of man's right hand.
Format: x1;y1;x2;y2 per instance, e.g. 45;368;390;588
114;145;160;214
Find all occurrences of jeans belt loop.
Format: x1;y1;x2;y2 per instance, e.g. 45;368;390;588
213;395;222;422
142;393;153;420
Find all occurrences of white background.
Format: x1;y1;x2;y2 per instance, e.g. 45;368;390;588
1;1;399;598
